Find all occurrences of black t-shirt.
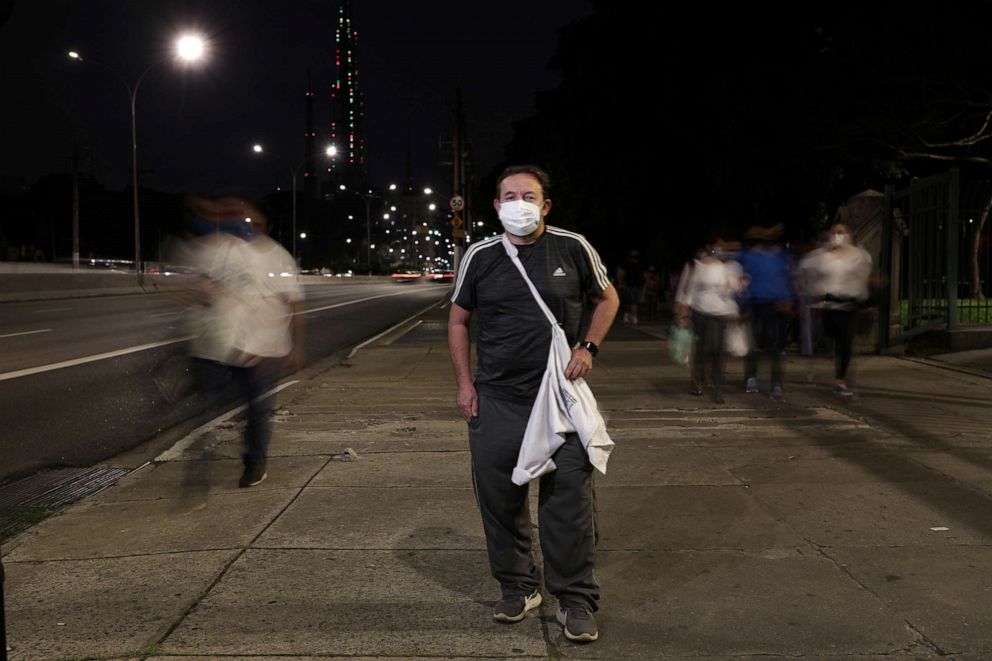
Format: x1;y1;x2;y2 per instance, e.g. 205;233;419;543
452;226;611;402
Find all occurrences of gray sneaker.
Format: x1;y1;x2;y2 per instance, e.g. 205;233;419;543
239;461;267;488
557;605;599;642
493;589;542;623
832;384;854;398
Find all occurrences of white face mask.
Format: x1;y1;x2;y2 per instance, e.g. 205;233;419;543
829;233;850;247
498;200;542;236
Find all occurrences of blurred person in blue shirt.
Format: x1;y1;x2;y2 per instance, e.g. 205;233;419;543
738;223;794;401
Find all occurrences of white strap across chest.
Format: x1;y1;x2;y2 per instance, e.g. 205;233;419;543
501;234;559;328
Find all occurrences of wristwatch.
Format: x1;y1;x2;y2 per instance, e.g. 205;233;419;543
576;340;599;357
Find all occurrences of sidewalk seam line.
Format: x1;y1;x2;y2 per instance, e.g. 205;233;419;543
802;536;949;657
152;454;335;652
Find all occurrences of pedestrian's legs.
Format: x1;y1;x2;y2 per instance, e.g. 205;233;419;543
709;316;727;395
824;309;854;381
799;297;813;356
691;310;708;390
231;362;275;465
538;434;598;612
769;307;787;388
469;394;540;598
835;311;854;380
744;309;760;382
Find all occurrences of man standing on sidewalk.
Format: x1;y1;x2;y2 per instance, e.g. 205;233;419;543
447;165;619;643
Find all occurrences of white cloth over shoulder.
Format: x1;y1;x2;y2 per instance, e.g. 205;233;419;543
513;322;614;485
499;235;614;486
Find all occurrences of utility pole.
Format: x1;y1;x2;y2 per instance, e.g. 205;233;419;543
451;86;468;275
72;145;80;271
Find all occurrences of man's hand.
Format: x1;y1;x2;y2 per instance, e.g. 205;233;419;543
457;383;478;421
564;347;593;381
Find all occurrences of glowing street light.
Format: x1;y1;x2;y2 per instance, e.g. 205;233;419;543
423;187;433;195
67;31;207;280
389;183;397;191
176;35;206;61
251;141;335;265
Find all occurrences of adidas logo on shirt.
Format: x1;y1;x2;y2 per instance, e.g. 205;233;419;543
552;267;567;277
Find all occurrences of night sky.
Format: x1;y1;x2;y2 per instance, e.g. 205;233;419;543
0;0;593;196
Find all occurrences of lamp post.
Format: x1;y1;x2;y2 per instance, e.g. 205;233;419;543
68;34;205;284
252;144;336;266
338;184;379;278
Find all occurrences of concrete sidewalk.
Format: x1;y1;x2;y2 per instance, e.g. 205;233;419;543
3;305;992;660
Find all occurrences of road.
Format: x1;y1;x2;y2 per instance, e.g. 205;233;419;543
0;281;447;482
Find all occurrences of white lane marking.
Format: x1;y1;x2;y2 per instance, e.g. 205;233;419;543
346;297;445;359
33;307;72;313
0;336;192;382
0;328;52;339
155;379;300;462
298;286;435;316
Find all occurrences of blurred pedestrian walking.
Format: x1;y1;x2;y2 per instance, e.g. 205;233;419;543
799;223;872;397
674;237;744;403
738;223;793;401
185;194;305;486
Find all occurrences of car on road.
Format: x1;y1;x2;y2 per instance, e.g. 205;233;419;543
390;270;422;283
428;270;455;284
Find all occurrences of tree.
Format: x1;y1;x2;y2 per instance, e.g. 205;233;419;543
501;1;992;280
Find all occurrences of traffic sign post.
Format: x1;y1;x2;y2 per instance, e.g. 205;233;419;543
451;214;465;239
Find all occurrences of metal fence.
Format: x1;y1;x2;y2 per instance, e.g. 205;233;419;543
880;170;992;349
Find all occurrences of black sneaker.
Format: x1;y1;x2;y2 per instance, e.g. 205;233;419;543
557;605;599;642
493;589;542;623
239;462;267;488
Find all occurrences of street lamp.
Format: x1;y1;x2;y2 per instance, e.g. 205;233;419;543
68;33;206;283
337;183;382;277
251;143;336;265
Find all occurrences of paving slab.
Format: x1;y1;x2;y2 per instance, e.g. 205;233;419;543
272;416;467;435
255;486;484;550
4;550;236;661
148;657;541;661
903;449;992;484
162;549;547;657
5;488;298;561
310;450;471;488
557;549;916;659
729;452;946;485
598;446;742;487
595;486;803;551
830;545;992;655
92;456;329;503
750;480;992;548
178;434;469;460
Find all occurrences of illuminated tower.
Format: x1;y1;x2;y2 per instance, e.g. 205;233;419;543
329;0;366;187
303;66;317;199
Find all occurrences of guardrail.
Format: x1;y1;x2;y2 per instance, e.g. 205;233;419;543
0;272;399;303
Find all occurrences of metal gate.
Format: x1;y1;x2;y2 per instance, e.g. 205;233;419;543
881;169;992;349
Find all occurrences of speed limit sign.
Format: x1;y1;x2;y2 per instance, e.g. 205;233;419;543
449;195;465;212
